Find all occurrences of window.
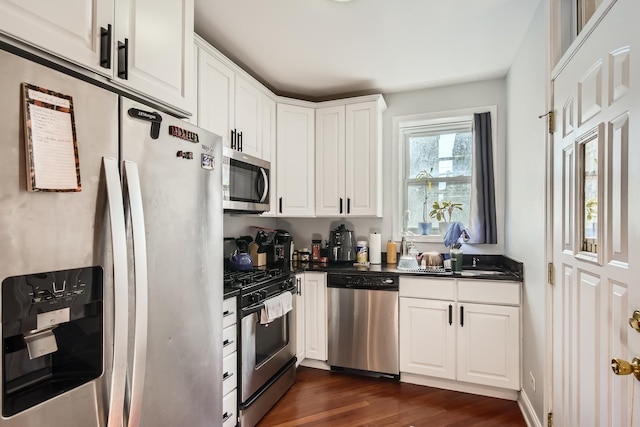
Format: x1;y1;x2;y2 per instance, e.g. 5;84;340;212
392;106;498;242
402;119;472;234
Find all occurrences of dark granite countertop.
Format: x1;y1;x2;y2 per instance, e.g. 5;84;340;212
292;254;523;282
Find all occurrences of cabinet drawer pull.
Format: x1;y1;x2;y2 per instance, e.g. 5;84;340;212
117;38;129;80
223;310;234;318
223;339;234;348
100;25;112;69
223;371;234;380
223;411;234;423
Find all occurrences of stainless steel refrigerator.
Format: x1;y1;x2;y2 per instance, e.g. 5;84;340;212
0;48;223;426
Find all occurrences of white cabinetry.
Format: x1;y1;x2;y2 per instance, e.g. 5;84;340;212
0;0;194;112
194;35;272;159
260;94;277;217
315;96;385;217
294;273;306;365
276;102;315;216
399;277;521;394
303;272;327;361
222;296;238;426
295;272;327;364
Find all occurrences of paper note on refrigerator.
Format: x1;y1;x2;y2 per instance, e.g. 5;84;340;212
22;83;81;192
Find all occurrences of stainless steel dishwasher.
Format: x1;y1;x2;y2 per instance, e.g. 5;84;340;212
327;273;399;379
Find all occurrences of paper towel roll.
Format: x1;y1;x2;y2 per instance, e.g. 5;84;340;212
369;233;382;264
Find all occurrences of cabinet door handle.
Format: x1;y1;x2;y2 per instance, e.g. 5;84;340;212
279;197;283;214
448;304;453;325
296;277;301;295
460;306;464;327
230;129;236;149
100;24;112;69
238;131;243;152
347;198;351;214
339;198;343;214
117;38;129;80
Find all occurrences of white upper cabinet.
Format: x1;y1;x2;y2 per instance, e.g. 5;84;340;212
0;0;194;113
196;41;235;145
234;75;263;158
195;36;272;159
276;102;315;217
260;94;277;217
315;105;346;216
315;96;385;217
0;0;113;75
113;0;193;112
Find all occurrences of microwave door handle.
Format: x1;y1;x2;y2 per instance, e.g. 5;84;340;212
257;168;269;203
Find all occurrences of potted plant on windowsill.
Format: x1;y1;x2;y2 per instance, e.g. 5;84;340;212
429;200;463;235
416;168;434;235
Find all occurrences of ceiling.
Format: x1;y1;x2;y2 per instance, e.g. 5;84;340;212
194;0;542;101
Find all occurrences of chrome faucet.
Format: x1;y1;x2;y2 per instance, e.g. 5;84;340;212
472;257;480;268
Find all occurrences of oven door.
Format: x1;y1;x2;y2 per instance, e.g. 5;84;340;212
241;294;296;402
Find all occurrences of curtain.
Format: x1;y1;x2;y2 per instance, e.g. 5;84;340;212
468;112;497;244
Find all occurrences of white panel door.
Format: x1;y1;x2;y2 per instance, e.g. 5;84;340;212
197;45;234;147
456;303;520;390
234;76;262;158
114;0;193;111
552;1;640;425
315;105;346;217
399;298;456;379
0;0;113;75
345;101;381;217
304;272;327;361
276;103;315;217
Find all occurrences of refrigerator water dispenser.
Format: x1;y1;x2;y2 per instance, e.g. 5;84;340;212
1;266;103;417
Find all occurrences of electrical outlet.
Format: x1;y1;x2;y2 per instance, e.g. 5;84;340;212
529;372;536;392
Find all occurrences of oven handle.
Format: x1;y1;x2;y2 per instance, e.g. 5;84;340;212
241;286;296;317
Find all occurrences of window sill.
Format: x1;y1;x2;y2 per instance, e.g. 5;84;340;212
395;233;446;244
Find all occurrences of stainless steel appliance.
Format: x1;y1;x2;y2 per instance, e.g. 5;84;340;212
328;224;356;262
222;146;270;212
0;48;223;426
327;273;399;378
224;268;297;427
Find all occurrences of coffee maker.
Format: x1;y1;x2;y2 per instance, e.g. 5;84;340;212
328;224;356;262
274;229;293;268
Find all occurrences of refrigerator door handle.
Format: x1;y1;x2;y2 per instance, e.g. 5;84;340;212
123;161;149;427
103;157;129;427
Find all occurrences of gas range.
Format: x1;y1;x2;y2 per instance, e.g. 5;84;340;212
223;267;294;310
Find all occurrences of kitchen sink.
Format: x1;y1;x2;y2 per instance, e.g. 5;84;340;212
459;270;504;277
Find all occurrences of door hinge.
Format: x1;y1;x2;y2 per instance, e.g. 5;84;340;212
548;412;553;427
548;262;554;285
539;111;555;134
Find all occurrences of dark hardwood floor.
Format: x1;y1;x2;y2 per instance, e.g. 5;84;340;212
257;367;526;427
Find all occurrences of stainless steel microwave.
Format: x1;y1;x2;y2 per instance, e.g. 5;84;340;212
222;147;270;212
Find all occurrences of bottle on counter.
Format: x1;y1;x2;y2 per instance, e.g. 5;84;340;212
386;240;397;264
356;240;368;263
311;239;321;262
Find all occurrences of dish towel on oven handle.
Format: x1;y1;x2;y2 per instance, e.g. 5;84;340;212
260;291;293;324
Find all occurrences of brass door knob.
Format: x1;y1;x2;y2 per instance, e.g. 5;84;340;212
629;310;640;333
611;357;640;380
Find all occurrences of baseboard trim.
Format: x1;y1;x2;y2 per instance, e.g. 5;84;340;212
518;390;543;427
400;373;518;401
299;359;330;370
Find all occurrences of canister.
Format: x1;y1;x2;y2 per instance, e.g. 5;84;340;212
386;240;397;264
356;241;368;263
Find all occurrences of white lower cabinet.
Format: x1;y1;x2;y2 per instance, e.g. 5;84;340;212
222;296;238;426
399;277;521;393
295;272;327;364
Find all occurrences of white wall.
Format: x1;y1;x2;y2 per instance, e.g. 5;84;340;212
505;1;548;424
281;78;508;254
